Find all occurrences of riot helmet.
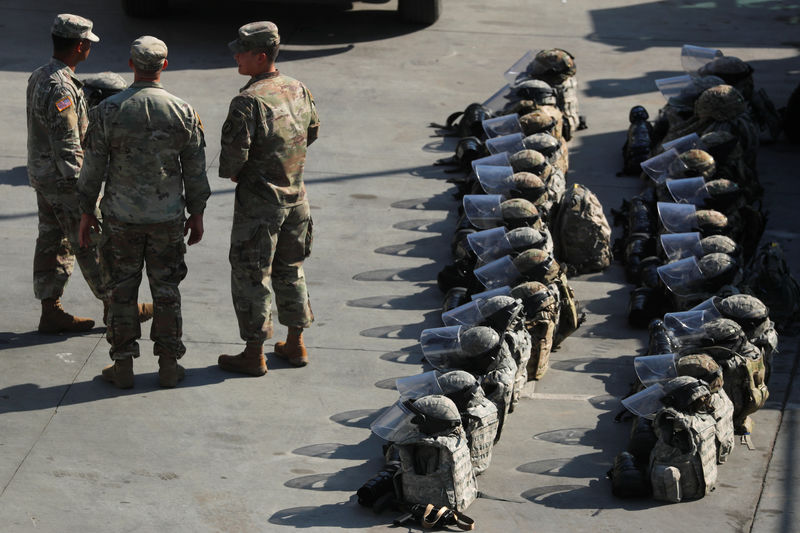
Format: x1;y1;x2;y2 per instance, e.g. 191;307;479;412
695;85;747;122
676;353;724;393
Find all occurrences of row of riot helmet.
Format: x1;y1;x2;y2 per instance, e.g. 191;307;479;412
353;50;597;526
608;292;776;503
612;45;800;330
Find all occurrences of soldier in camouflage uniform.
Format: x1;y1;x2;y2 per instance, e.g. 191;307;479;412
217;22;320;375
26;14;106;334
78;36;209;389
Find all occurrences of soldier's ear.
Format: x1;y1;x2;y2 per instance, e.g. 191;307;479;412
128;58;135;71
161;59;168;71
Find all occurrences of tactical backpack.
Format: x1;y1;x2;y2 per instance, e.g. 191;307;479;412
462;397;500;475
479;352;518;443
716;343;769;433
650;407;718;502
709;389;735;464
503;321;532;412
552;183;613;274
511;282;560;380
742;241;800;332
390;427;478;512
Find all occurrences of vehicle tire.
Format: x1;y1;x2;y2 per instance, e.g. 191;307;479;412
121;0;166;17
398;0;441;25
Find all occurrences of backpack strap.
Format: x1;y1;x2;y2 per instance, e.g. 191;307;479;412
420;504;476;531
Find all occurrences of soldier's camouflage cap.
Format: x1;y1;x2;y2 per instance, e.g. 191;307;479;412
130;36;167;71
52;13;99;42
229;21;280;53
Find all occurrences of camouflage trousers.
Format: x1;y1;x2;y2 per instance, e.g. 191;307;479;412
33;181;107;301
229;189;314;344
100;216;187;360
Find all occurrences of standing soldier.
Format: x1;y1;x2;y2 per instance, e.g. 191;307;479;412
78;36;210;389
26;14;107;333
217;21;319;376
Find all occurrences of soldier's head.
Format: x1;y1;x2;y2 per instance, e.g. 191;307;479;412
129;36;168;80
229;21;281;76
51;14;99;65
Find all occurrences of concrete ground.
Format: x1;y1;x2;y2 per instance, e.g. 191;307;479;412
0;0;798;531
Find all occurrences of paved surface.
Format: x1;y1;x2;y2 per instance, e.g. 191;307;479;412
0;0;799;531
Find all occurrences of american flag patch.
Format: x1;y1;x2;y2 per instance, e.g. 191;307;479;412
55;96;73;112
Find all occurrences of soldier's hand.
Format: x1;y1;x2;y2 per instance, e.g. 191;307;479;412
78;213;100;248
185;213;204;246
230;176;238;183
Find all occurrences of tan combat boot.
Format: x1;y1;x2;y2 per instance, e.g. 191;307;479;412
158;356;185;388
101;357;134;389
38;298;95;334
102;302;155;325
218;343;267;376
274;327;309;367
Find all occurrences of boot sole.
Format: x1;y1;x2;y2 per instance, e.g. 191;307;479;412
217;362;267;376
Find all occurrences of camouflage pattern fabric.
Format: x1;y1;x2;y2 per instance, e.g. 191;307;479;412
27;59;106;301
552;183;612;274
27;59;87;188
100;217;187;360
219;71;319;206
229;188;314;343
462;395;499;474
79;81;209;223
33;182;106;300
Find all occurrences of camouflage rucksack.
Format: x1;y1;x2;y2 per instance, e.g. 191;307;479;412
650;405;718;502
552;184;612;275
551;270;584;347
511;281;560;379
525;48;582;140
742;241;800;332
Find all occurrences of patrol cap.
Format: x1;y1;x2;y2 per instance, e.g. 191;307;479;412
229;21;280;53
130;36;167;71
52;13;99;42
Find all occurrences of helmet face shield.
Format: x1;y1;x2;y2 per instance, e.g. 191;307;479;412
471;152;511;174
470;286;512;301
476;165;515;195
657;202;698;233
641;149;680;183
656;74;693;101
442;300;486;328
482;114;522;139
464;194;504;229
474;255;523;289
420;325;462;359
667;177;711;206
504;49;537;83
657;256;704;296
661;133;701;153
486;133;525;155
622;383;667;419
396;371;443;400
370;401;417;441
468;226;512;265
660;232;703;261
681;44;723;73
634;353;678;386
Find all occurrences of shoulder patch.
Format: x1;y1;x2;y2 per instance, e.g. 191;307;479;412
55;96;73;112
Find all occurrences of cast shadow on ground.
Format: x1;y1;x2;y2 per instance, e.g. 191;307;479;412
0;329;104;349
0;364;262;414
346;285;444;311
0;166;28;187
359;310;444;341
352;263;442;282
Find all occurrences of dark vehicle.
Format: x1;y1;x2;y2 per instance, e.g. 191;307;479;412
122;0;442;25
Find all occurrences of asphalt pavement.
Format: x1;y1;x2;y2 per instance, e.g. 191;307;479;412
0;1;798;531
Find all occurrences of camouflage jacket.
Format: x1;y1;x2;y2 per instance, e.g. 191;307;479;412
219;71;319;206
78;81;210;224
26;58;88;188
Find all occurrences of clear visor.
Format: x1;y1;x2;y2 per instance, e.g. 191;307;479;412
486;133;525;155
657;202;698;233
641;148;679;183
471;152;512;174
660;232;703;261
442;300;486;328
689;297;722;316
663;309;711;338
621;383;667;419
420;325;462;359
504;49;537;83
655;75;693;101
483;114;522;139
482;84;514;114
474;255;523;289
661;133;702;153
464;194;504;229
370;401;417;441
470;286;512;301
467;226;512;264
681;44;723;73
634;353;678;386
657;256;705;296
667;177;710;206
396;371;443;400
475;165;515;195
